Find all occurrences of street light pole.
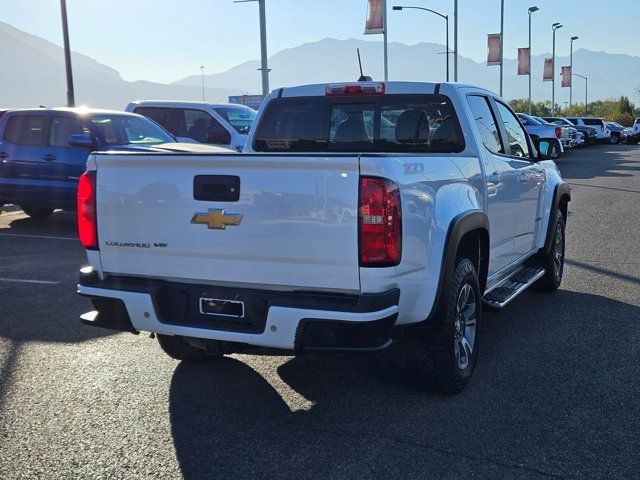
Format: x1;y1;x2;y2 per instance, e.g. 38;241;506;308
235;0;270;96
551;22;563;116
573;73;588;115
454;0;458;82
60;0;75;107
569;36;579;112
383;0;390;81
392;6;450;82
528;6;539;115
499;0;504;96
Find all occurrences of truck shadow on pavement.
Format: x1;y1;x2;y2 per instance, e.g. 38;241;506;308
560;144;640;181
168;290;639;479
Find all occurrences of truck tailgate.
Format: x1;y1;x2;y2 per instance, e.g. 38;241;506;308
94;153;361;292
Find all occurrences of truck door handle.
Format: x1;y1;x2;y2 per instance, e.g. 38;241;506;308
42;154;56;161
0;151;8;159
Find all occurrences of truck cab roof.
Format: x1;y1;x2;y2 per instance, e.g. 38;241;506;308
276;81;496;98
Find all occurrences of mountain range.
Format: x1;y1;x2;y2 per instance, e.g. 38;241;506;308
2;21;638;110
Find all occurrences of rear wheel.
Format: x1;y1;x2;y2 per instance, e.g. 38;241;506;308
533;209;565;292
610;133;620;144
21;206;54;219
403;258;482;394
157;334;222;362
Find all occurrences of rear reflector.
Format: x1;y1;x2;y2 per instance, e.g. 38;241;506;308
326;82;385;96
77;171;98;249
359;177;401;267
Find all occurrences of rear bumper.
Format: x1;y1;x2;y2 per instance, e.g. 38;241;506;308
77;272;399;353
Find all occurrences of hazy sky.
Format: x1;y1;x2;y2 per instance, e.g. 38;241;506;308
3;0;637;84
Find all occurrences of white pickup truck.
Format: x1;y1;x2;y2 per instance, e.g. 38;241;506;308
77;81;570;393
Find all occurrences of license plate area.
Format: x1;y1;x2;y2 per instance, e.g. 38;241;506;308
199;297;245;318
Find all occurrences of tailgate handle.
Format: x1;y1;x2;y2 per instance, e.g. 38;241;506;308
194;175;240;202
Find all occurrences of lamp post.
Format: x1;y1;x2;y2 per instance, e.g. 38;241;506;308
527;6;539;115
572;73;588;116
499;0;504;96
454;0;458;81
551;22;563;116
200;65;205;102
393;5;450;81
569;35;579;112
60;0;75;107
235;0;270;95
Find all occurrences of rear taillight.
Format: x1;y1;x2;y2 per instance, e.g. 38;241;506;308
359;177;401;267
326;82;385;96
601;125;605;132
555;126;562;139
77;171;98;249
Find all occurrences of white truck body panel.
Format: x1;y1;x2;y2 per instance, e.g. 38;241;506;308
80;81;568;351
94;153;361;292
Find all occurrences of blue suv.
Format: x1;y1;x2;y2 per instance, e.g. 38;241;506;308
0;108;182;218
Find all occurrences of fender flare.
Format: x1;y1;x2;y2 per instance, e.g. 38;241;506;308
544;183;571;253
420;210;490;326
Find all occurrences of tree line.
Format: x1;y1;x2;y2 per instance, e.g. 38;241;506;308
508;96;638;125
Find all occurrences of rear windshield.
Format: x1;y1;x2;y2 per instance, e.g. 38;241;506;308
582;118;604;126
253;94;464;153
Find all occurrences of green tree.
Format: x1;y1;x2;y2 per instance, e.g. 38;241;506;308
508;99;552;117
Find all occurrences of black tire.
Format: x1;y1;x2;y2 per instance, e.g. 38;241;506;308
21;206;55;218
157;334;220;362
610;133;620;145
403;258;482;394
533;209;565;292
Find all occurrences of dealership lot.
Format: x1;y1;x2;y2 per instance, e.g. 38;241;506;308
0;145;639;479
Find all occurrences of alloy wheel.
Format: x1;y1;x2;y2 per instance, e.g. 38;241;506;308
553;222;565;281
453;283;477;370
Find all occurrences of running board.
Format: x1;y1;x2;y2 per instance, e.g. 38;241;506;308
482;266;546;310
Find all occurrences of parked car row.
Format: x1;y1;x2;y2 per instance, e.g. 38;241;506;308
517;113;639;149
0;93;637;219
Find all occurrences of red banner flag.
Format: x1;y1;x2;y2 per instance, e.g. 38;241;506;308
364;0;385;34
487;34;501;66
518;48;530;75
561;66;572;87
543;58;553;82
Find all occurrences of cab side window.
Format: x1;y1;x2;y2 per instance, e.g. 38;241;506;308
494;102;530;158
178;109;231;145
49;117;88;147
4;115;47;146
134;107;174;132
467;95;504;155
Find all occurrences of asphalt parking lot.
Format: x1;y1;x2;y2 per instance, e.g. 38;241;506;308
1;145;639;479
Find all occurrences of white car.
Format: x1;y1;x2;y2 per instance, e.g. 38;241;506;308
125;100;256;152
565;117;610;143
80;81;570;393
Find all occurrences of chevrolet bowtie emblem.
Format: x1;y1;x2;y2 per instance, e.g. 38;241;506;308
191;209;244;230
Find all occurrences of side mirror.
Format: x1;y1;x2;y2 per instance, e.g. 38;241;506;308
68;133;97;148
533;137;562;160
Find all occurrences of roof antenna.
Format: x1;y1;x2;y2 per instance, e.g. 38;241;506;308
357;48;372;82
